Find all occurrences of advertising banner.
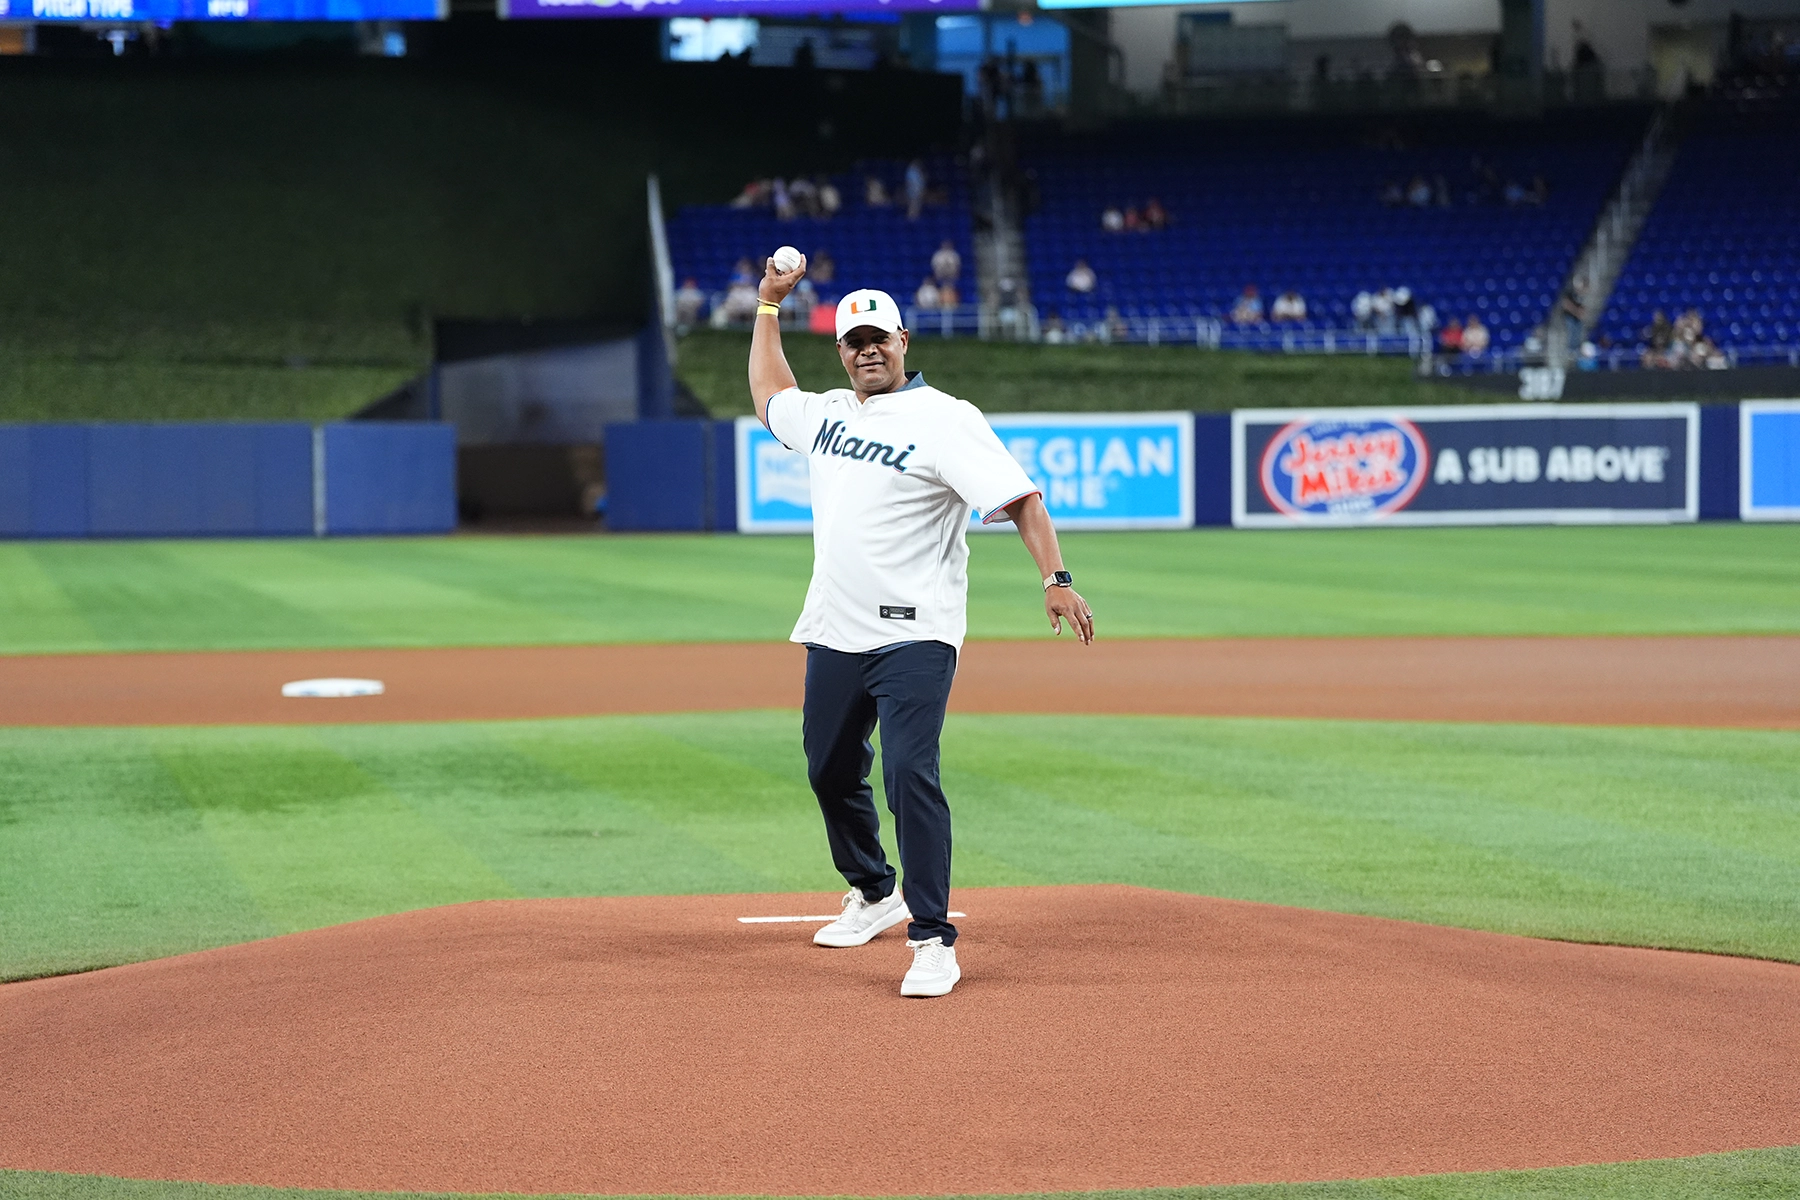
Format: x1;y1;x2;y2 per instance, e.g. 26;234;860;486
503;0;974;16
1740;400;1800;522
1232;403;1698;528
735;411;1193;534
13;0;440;19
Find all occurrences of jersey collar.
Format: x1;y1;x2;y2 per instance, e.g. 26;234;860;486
862;371;927;407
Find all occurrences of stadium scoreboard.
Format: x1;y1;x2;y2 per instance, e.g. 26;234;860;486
499;0;975;15
14;0;443;18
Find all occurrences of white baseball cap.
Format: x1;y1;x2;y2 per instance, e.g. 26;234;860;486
835;289;905;341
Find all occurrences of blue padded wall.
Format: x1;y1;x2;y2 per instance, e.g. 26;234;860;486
0;426;30;536
710;420;738;533
322;422;457;536
17;426;91;537
1193;412;1232;527
0;421;443;539
86;424;314;537
605;421;709;532
254;425;317;534
1698;404;1741;520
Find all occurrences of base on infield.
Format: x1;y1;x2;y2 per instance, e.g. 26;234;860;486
3;886;1798;1195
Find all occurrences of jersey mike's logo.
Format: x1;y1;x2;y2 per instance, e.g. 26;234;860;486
1260;417;1428;519
811;419;914;473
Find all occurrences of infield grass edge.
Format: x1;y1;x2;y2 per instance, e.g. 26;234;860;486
6;1147;1800;1199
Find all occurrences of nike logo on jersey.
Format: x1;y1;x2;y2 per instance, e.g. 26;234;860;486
811;419;915;473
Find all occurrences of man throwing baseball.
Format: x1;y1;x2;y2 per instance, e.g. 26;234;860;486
749;251;1094;998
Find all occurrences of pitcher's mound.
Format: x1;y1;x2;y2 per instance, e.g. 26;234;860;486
4;886;1798;1196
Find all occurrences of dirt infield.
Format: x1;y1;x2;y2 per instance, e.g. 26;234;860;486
3;886;1796;1195
2;635;1796;728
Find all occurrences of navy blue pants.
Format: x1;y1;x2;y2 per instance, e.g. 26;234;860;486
803;641;958;946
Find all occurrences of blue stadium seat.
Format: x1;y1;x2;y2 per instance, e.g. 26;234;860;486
1019;122;1635;350
1597;118;1800;354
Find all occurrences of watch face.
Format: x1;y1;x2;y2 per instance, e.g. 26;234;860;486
1053;571;1073;586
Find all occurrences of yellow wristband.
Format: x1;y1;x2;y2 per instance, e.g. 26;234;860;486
756;303;781;317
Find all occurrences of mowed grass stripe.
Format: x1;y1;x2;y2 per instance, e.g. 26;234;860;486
0;729;277;979
4;524;1800;655
4;713;1798;982
954;718;1800;956
157;731;518;933
7;1145;1800;1198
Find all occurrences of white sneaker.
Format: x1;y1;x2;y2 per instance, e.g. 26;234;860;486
813;888;911;948
900;937;960;997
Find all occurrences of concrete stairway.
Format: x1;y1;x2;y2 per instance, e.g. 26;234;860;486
1545;109;1681;366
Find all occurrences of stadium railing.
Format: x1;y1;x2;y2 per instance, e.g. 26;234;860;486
1119;69;1661;121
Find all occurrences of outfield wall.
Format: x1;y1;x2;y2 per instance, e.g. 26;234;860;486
0;422;454;539
607;401;1789;532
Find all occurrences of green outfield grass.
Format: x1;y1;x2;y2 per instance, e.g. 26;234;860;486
4;1145;1800;1199
5;713;1797;982
675;331;1512;418
2;524;1798;655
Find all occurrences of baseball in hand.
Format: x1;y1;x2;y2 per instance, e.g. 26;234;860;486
771;245;803;273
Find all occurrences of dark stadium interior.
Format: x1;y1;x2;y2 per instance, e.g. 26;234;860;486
2;0;1798;523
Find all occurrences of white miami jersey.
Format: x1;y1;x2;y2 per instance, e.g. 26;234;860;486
765;372;1040;653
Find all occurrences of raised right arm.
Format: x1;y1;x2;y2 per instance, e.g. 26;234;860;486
748;255;808;427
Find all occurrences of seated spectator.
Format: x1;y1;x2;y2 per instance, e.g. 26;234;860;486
1674;307;1705;346
772;178;795;221
721;276;761;323
1123;205;1142;232
729;179;770;209
1042;311;1067;344
674;277;707;327
1142;196;1169;230
1380;179;1405;207
997;276;1025;337
787;176;817;217
1466;156;1501;205
809;249;837;287
817;177;842;219
904;159;927;220
938;280;960;309
1577;340;1599;371
932;239;962;284
1066;258;1097;294
1103;306;1129;343
1695;336;1729;370
729;257;757;286
1461;314;1490;357
1394;286;1420;335
1641;309;1673;353
914;278;942;311
789;278;818;320
1231;285;1264;326
1407;175;1432;207
1438;317;1464;355
864;175;891;207
1270;289;1307;323
1101;205;1125;233
1372;287;1396;334
1351;290;1375;330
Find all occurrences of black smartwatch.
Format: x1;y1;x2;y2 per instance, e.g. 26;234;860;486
1042;570;1074;590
